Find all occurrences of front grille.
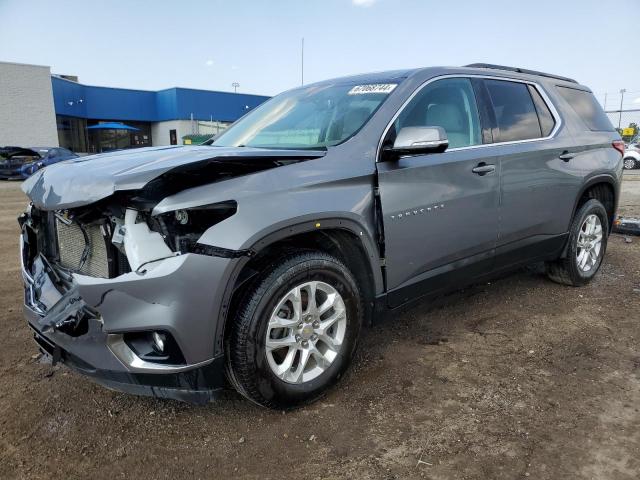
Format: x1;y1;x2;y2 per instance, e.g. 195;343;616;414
6;156;34;166
55;219;110;278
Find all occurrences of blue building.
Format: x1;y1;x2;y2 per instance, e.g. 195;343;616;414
52;76;270;153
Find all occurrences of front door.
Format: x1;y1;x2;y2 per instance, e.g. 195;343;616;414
376;77;500;307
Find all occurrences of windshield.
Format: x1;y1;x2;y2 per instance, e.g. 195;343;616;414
213;83;398;149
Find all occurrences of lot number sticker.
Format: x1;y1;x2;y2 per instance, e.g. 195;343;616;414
348;84;397;95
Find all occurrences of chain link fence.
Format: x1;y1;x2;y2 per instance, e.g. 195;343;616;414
181;119;233;145
192;120;231;136
605;109;640;142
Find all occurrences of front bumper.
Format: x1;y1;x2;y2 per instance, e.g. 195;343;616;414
20;229;237;404
0;169;28;180
0;162;36;179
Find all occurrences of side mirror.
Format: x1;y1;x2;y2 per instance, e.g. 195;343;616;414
383;126;448;160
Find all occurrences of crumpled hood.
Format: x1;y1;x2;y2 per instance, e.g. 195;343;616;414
22;145;325;210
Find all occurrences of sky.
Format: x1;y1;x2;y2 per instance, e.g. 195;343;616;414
0;0;638;109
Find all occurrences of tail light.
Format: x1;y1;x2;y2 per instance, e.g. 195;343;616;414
612;140;625;156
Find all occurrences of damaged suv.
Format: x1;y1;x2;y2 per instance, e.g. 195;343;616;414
20;64;623;408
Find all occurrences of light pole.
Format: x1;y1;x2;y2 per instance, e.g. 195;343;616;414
618;89;626;129
301;37;304;86
232;82;240;93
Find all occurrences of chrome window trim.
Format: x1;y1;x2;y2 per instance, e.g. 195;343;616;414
376;74;563;161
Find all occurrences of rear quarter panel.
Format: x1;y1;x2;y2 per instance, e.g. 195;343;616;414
544;81;623;227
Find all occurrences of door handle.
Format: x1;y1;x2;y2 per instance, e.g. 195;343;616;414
559;151;574;162
472;163;496;175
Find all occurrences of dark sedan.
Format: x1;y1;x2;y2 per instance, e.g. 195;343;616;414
0;146;78;180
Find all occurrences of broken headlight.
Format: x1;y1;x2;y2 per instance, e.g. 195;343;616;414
153;201;237;253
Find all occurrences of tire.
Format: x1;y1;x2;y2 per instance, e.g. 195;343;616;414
624;157;637;170
226;250;363;409
546;199;609;286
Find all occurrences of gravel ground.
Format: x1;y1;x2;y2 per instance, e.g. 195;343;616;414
0;174;639;480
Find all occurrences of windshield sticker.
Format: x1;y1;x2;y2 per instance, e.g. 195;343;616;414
348;84;397;95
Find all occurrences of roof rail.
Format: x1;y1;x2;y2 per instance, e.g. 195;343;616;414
464;63;578;84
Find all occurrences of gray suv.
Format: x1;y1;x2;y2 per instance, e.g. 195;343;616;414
19;64;624;408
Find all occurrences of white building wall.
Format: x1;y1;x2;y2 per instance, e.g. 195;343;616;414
151;120;193;146
151;119;230;146
0;61;59;147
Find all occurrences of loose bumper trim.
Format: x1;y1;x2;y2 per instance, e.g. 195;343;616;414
31;324;225;404
192;243;254;258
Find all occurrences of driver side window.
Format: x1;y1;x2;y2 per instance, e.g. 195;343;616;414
395;78;482;149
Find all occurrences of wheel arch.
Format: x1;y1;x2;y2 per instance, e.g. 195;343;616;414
573;175;618;229
213;217;383;357
561;175;618;259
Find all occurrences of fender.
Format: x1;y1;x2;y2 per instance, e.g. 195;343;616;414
205;215;384;356
624;149;640;162
224;214;384;297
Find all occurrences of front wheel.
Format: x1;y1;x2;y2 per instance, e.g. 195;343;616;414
624;157;637;170
226;251;362;408
546;199;609;286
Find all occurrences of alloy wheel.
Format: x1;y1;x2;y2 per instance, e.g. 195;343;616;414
265;281;347;384
576;214;603;273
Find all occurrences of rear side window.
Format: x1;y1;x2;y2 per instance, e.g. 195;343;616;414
556;86;614;131
485;80;542;142
528;85;556;137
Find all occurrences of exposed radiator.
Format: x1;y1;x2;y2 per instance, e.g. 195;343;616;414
55;219;110;278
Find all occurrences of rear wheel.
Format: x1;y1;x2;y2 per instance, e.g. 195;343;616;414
226;251;362;408
546;199;608;286
624;157;637;170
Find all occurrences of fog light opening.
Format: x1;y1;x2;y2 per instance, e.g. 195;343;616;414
123;330;186;365
175;209;189;225
152;331;166;353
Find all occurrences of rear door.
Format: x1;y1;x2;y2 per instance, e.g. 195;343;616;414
376;77;500;306
480;79;580;259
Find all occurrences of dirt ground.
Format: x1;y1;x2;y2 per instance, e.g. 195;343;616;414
1;174;639;480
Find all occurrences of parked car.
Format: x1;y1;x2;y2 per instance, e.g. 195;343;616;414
0;146;78;179
18;64;623;408
623;144;640;170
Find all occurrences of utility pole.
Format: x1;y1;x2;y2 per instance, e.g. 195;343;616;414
603;93;607;111
301;37;305;86
618;89;626;129
232;82;240;93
